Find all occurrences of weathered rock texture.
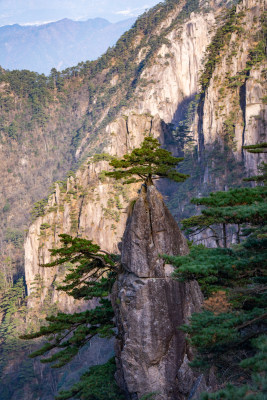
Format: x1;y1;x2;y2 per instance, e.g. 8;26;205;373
1;0;265;397
112;185;203;400
24;0;267;309
24;0;267;307
199;0;266;171
25;114;166;311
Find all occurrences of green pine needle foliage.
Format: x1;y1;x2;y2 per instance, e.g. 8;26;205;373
200;336;267;399
181;185;267;248
182;187;267;230
243;143;267;184
55;358;125;400
243;142;267;153
20;235;119;368
105;137;189;185
164;237;267;297
41;234;119;300
164;144;267;396
191;187;267;207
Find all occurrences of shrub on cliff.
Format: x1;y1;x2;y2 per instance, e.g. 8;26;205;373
55;358;125;400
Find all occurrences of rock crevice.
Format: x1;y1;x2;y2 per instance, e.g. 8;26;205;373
112;185;203;400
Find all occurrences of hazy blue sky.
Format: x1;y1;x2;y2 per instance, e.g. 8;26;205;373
0;0;160;26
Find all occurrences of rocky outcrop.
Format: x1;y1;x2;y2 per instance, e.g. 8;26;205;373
2;0;265;398
112;185;203;400
199;0;266;171
79;9;216;159
24;114;167;311
23;1;216;308
132;11;215;125
24;0;267;310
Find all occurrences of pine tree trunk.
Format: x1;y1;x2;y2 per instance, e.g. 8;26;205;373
146;174;153;186
223;223;227;248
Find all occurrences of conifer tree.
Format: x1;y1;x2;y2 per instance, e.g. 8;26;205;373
105;136;189;185
21;138;187;399
243;142;267;184
182;186;267;246
21;235;119;369
164;143;267;399
181;143;267;247
55;358;125;400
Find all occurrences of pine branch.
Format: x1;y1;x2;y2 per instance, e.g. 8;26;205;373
236;313;267;331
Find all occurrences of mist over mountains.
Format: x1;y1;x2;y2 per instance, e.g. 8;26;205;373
0;17;136;75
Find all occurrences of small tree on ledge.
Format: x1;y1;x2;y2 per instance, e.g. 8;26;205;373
105;137;189;185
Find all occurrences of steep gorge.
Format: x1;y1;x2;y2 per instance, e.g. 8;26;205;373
0;0;266;398
24;0;266;309
24;0;216;309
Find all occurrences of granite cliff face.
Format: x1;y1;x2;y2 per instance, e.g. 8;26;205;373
24;0;266;309
199;0;266;174
25;113;167;310
112;185;203;400
22;0;213;307
1;0;265;397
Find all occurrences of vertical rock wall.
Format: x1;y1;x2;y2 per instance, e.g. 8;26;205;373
25;0;267;311
24;114;166;310
112;185;203;400
199;0;266;172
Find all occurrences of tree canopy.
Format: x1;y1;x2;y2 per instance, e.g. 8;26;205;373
163;143;267;399
21;234;119;373
105;136;189;185
55;358;125;400
243;142;267;184
180;186;267;247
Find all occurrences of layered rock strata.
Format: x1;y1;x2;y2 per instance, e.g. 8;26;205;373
112;185;203;400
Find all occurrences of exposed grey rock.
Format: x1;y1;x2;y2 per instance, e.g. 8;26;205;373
121;185;189;278
112;185;204;400
24;114;165;311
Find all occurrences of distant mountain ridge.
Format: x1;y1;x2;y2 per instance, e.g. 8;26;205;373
0;17;136;74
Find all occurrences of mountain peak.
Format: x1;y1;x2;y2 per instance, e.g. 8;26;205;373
0;17;135;74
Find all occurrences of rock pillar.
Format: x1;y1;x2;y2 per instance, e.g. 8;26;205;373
112;185;203;400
